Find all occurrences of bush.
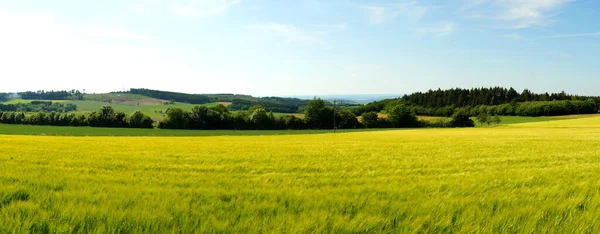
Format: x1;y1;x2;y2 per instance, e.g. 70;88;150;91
361;112;379;128
450;108;475;127
387;105;419;128
126;111;154;128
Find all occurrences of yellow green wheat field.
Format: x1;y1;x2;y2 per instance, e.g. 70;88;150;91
2;117;600;233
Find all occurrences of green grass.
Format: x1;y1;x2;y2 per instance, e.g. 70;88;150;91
2;99;300;120
71;100;218;119
2;117;600;232
472;115;568;126
1;99;68;104
0;114;593;137
83;93;166;106
1;99;219;119
0;124;385;137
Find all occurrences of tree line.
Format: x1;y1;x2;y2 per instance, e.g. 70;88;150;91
128;88;213;104
403;87;599;108
0;99;477;130
0;93;8;102
408;99;598;117
158;99;476;129
355;87;600;117
129;88;310;113
19;90;84;100
0;106;153;128
0;101;77;113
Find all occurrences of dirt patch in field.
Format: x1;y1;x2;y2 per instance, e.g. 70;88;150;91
417;116;445;121
217;102;233;107
117;99;166;106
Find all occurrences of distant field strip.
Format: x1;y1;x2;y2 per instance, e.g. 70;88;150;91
2;117;600;232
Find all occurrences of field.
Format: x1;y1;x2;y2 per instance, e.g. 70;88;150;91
82;93;166;106
71;100;217;119
2;117;600;232
2;98;295;120
0;124;381;137
2;99;220;119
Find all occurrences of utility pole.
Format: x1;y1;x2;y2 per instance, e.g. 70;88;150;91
333;99;336;132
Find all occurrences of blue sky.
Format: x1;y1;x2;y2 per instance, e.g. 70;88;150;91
0;0;598;96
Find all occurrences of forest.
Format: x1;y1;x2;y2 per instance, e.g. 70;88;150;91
0;101;77;113
18;90;84;100
355;87;600;117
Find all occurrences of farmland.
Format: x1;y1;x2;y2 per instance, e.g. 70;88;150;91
2;117;600;232
2;99;221;119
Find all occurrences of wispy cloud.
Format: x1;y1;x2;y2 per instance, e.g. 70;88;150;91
483;59;508;63
315;23;348;31
417;21;457;37
500;0;571;28
248;23;324;46
462;0;573;28
362;1;429;24
505;33;523;40
547;32;600;38
174;0;241;17
86;28;147;40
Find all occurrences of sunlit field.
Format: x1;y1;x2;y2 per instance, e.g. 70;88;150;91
2;117;600;232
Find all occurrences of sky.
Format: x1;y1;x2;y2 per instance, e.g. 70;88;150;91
0;0;599;96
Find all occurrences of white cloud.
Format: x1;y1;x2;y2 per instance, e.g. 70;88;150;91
315;23;348;31
417;21;457;37
499;0;571;28
505;33;523;40
548;32;600;38
174;0;241;17
86;28;147;40
362;1;428;24
462;0;572;28
248;23;325;46
0;9;213;93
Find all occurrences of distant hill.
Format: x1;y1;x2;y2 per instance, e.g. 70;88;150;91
125;88;310;113
84;93;167;106
291;94;401;104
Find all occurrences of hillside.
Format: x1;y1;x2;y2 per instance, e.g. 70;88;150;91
1;99;219;120
83;93;167;106
128;88;309;113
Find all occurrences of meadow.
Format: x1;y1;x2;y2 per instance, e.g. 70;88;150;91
2;99;219;119
2;117;600;232
0;124;382;137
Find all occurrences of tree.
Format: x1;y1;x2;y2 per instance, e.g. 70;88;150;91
248;105;264;114
336;109;359;129
491;115;502;125
304;98;332;129
280;115;305;129
157;108;190;129
88;106;127;127
126;111;154;128
361;111;379;128
387;104;419;128
188;106;209;129
450;108;475;127
250;108;273;129
476;113;490;127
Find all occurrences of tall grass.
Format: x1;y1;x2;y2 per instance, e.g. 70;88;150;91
2;117;600;232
